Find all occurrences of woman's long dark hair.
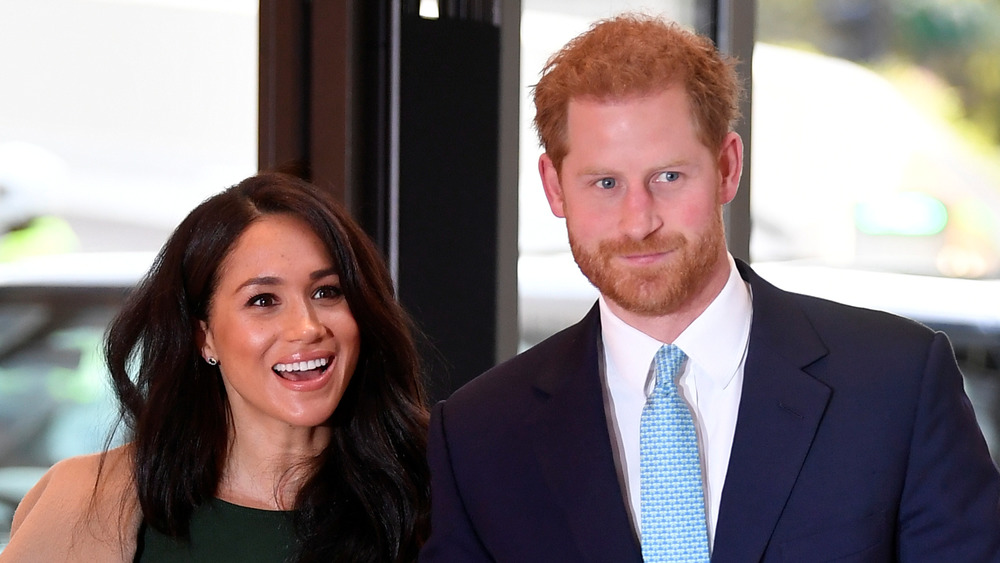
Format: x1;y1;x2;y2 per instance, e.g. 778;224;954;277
104;172;429;562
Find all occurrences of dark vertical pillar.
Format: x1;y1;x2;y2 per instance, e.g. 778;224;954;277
260;0;358;204
259;0;309;176
259;1;513;402
309;1;356;206
397;14;501;402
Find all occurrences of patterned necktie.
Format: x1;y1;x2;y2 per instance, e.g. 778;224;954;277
639;344;710;562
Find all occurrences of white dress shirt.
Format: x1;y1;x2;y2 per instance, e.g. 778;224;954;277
599;254;752;549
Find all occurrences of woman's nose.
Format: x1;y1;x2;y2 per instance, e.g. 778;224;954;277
286;302;323;342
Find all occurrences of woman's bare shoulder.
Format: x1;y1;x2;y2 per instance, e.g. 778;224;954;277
16;446;131;514
2;445;138;563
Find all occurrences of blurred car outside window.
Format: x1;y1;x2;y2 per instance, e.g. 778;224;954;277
0;0;257;549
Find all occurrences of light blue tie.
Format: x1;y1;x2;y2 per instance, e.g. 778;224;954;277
640;344;710;562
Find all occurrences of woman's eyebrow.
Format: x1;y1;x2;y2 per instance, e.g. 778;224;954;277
311;268;339;281
237;276;281;291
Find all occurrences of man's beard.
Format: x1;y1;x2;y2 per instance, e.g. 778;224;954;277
570;211;725;317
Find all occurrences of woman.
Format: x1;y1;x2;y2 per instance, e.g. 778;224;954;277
2;172;430;562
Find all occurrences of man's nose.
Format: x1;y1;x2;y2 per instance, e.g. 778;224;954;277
618;183;662;240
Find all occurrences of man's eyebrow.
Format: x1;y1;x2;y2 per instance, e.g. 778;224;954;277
652;158;693;169
578;168;614;176
577;160;694;177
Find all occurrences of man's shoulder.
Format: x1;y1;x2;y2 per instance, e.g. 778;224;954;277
746;262;937;345
775;285;936;343
441;306;600;420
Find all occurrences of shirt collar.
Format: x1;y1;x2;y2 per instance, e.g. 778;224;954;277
599;254;752;391
674;254;752;390
600;296;663;394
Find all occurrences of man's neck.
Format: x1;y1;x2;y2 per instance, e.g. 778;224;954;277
605;256;733;343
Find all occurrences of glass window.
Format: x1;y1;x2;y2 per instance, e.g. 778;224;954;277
753;0;1000;457
0;0;258;547
518;0;698;350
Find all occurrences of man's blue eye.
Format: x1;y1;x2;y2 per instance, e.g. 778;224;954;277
656;171;680;182
598;178;616;189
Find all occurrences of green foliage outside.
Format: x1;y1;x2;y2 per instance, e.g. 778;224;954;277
759;0;1000;153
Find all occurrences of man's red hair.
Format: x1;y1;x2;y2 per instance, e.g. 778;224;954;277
532;13;743;171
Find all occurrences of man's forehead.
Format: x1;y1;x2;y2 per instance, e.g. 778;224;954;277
566;86;688;112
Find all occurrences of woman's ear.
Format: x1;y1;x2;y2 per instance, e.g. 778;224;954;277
196;320;215;363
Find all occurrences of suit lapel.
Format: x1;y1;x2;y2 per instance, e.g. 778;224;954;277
712;262;833;562
527;306;644;562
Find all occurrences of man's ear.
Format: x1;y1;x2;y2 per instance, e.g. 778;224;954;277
538;153;567;218
717;131;744;205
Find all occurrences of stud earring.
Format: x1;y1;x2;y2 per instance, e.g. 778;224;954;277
206;357;218;366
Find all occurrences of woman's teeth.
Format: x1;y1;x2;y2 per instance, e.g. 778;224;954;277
273;357;329;374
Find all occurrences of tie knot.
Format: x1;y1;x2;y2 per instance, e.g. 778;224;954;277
653;344;687;393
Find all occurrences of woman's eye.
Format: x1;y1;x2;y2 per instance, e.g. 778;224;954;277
597;177;616;189
248;294;276;307
655;171;680;182
313;285;344;300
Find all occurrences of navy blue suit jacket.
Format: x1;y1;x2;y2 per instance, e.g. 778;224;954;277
421;261;1000;562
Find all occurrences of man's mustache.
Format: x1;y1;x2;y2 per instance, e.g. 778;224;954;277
597;232;687;256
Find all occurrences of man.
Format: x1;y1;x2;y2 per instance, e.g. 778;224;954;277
420;13;1000;562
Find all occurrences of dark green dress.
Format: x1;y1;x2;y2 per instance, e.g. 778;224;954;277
134;498;297;562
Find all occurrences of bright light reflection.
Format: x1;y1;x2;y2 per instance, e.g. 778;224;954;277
419;0;440;19
854;192;949;236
